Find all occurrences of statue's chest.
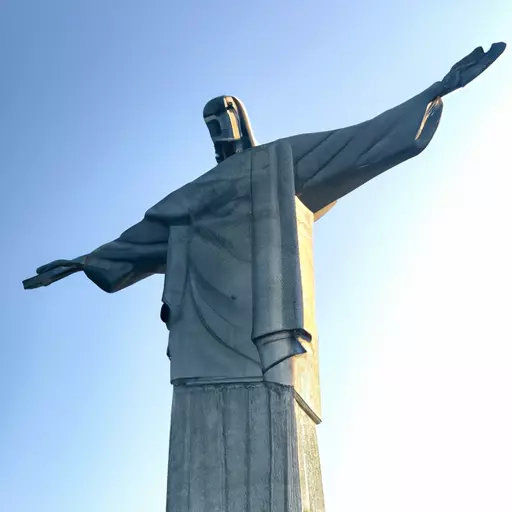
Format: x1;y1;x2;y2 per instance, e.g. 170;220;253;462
162;193;253;322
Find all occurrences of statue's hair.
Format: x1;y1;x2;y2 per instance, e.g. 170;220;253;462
230;96;258;147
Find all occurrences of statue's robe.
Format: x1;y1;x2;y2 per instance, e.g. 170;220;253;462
82;87;443;384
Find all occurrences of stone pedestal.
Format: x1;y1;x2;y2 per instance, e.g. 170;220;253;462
166;382;323;512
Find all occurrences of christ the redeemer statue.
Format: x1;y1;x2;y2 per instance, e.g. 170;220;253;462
23;43;505;511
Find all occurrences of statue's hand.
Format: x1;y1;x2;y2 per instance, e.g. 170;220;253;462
439;42;506;97
23;256;86;290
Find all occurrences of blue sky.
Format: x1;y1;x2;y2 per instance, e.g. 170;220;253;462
1;1;511;511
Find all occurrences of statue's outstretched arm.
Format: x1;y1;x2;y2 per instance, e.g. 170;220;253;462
283;42;506;214
23;216;169;293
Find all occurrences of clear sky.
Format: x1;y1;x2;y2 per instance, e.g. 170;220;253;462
1;1;511;511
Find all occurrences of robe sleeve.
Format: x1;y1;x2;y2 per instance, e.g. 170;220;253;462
83;216;168;293
283;86;444;213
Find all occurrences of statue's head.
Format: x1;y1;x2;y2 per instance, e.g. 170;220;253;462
203;96;257;163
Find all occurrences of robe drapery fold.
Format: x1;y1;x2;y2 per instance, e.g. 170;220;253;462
249;143;307;342
80;86;443;382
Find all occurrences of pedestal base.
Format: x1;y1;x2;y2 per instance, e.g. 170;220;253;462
166;382;324;512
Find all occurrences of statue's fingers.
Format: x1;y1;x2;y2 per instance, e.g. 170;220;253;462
452;42;505;74
482;42;506;67
451;46;484;71
469;43;506;73
466;42;507;84
36;260;76;274
24;266;79;290
23;275;47;289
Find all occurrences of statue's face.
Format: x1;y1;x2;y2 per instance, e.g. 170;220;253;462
203;96;256;163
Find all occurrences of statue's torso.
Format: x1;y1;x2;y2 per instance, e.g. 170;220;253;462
164;172;263;384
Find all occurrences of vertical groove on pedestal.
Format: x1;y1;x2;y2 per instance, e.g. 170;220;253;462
225;385;251;511
222;389;228;511
268;384;274;510
245;387;251;512
246;384;271;511
185;392;190;511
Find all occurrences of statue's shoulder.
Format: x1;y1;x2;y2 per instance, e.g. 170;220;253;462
145;142;296;224
245;139;294;165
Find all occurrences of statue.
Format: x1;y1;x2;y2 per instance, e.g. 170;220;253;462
23;43;506;511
